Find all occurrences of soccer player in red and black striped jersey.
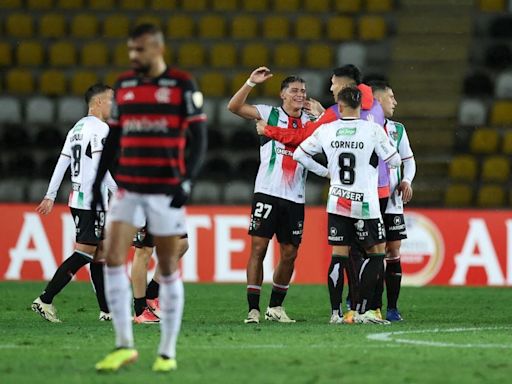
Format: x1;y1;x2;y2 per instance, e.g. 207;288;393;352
92;24;207;373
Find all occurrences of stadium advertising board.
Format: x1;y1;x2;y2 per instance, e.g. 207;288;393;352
1;204;512;286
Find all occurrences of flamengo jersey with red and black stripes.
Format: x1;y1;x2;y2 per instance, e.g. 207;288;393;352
110;68;206;194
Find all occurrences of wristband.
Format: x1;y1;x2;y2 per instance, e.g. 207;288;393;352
246;79;256;87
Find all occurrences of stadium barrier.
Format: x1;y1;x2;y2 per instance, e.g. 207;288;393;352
1;204;511;286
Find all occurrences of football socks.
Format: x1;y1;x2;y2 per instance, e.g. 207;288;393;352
269;282;289;308
158;272;184;360
105;265;134;348
90;261;109;313
386;259;402;309
357;253;385;314
327;255;348;313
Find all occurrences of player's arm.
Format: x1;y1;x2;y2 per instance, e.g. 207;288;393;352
36;153;71;215
397;128;415;203
375;127;401;169
227;66;272;120
292;132;329;178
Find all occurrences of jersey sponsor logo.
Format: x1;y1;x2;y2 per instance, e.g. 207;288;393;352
123;117;168;133
158;78;177;87
275;147;294;157
120;79;138;88
330;187;363;202
292;220;304;235
336;127;356;136
328;226;343;241
155;87;171;103
330;140;364;149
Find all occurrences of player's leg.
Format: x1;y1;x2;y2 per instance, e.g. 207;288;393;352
346;243;364;311
132;245;159;323
385;240;403;321
91;240;110;320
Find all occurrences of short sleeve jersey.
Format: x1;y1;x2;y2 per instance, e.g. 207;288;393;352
254;105;311;204
61;116;109;209
385;120;414;214
299;118;397;219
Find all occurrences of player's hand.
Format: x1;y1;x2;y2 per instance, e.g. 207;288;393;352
255;119;267;136
303;98;325;118
170;180;192;208
249;67;273;84
396;181;413;204
36;198;54;215
91;183;105;212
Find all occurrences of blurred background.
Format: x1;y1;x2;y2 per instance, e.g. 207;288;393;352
0;0;511;208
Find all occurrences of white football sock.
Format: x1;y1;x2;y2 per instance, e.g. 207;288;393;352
105;265;134;348
158;271;184;359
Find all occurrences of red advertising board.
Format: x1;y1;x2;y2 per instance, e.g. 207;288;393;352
1;204;511;286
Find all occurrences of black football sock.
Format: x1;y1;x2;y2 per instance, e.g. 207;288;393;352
357;253;385;314
146;279;160;300
386;260;402;309
327;255;348;314
247;285;261;312
347;246;364;310
90;261;109;313
40;251;91;304
134;297;147;317
269;283;289;307
371;270;384;310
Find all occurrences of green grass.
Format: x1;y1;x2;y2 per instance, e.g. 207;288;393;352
1;282;511;384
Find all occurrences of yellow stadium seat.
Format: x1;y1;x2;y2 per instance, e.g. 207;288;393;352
449;155;478;182
6;13;33;38
6;69;34;94
305;44;333;69
231;15;258;39
71;71;98;96
49;41;76;67
40;13;66;38
89;0;115;9
212;0;237;11
182;0;207;11
242;0;269;11
119;0;145;10
477;184;505;207
231;72;261;96
262;16;290;39
16;41;43;66
164;46;172;65
135;15;162;29
262;72;286;97
295;16;322;40
241;43;270;68
150;0;177;9
167;15;195;39
366;0;393;12
273;0;300;11
199;15;226;39
470;128;499;154
334;0;362;13
56;0;84;9
444;184;473;207
359;15;387;40
479;0;505;12
178;43;205;68
304;0;330;12
113;43;129;67
274;43;300;69
103;15;130;38
327;16;355;40
200;72;226;97
71;14;98;38
0;0;22;8
210;43;237;68
502;131;512;154
490;101;512;125
40;70;67;96
0;42;12;66
104;71;122;87
26;0;52;9
481;155;510;183
81;42;108;67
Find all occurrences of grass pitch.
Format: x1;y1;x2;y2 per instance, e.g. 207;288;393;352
1;282;511;384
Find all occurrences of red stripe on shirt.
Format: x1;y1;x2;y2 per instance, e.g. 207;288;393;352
116;84;183;105
119;157;179;167
121;137;184;148
116;174;180;185
119;114;182;129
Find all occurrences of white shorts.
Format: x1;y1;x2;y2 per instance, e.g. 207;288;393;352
108;189;187;237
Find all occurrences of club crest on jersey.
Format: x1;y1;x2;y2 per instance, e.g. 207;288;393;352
390;131;399;141
354;220;365;231
330;226;337;236
292;120;298;129
155;87;171;103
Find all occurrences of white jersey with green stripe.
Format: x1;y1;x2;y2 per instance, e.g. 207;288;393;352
61;116;110;210
385;119;414;214
299;117;397;219
254;105;311;204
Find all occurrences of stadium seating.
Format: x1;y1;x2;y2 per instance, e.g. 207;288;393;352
223;180;253;204
502;131;512;154
49;41;77;67
119;0;145;10
463;72;494;96
39;70;67;96
481;155;510;182
449;155;478;182
71;71;99;95
210;43;237;68
16;41;43;66
367;0;393;12
488;16;512;37
234;157;260;181
81;42;108;68
298;70;327;98
178;43;205;68
134;15;162;29
103;14;130;38
495;71;512;98
485;44;512;69
490;100;512;125
0;179;26;202
444;184;473;206
242;0;269;11
0;42;12;67
0;96;22;124
231;15;259;40
71;14;99;38
25;96;54;125
458;99;487;126
6;69;34;94
202;157;233;180
200;72;227;98
0;0;22;8
182;0;207;11
358;15;387;40
241;43;270;69
273;0;300;12
212;0;237;11
478;0;506;12
469;128;499;154
295;16;323;40
334;0;362;13
57;97;86;124
304;0;330;12
262;16;290;39
6;13;33;38
336;42;367;68
57;0;85;9
167;15;195;39
27;0;52;9
27;179;50;203
191;181;223;204
305;181;326;205
305;44;333;69
40;13;67;38
113;43;129;67
477;184;505;207
199;15;226;39
274;43;301;69
327;16;355;41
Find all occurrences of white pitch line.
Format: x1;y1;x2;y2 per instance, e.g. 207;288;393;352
367;326;512;349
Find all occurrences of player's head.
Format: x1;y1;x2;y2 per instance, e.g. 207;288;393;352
337;86;362;116
369;80;397;118
85;83;114;121
127;23;165;75
330;65;362;102
280;75;306;112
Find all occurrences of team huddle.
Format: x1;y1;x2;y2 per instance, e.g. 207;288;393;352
29;23;415;373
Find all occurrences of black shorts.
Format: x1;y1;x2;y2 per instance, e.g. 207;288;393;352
70;208;105;245
133;226;188;249
248;193;304;247
384;213;407;241
327;213;386;248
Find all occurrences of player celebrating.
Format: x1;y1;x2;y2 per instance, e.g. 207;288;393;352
228;67;324;324
92;24;207;373
293;86;400;324
32;84;117;323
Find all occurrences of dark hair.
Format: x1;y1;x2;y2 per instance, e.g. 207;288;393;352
84;83;112;105
280;75;305;91
129;23;163;39
367;80;391;94
332;64;362;85
337;86;362;109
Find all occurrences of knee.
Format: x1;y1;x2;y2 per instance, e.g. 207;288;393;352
178;238;189;258
280;246;298;263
